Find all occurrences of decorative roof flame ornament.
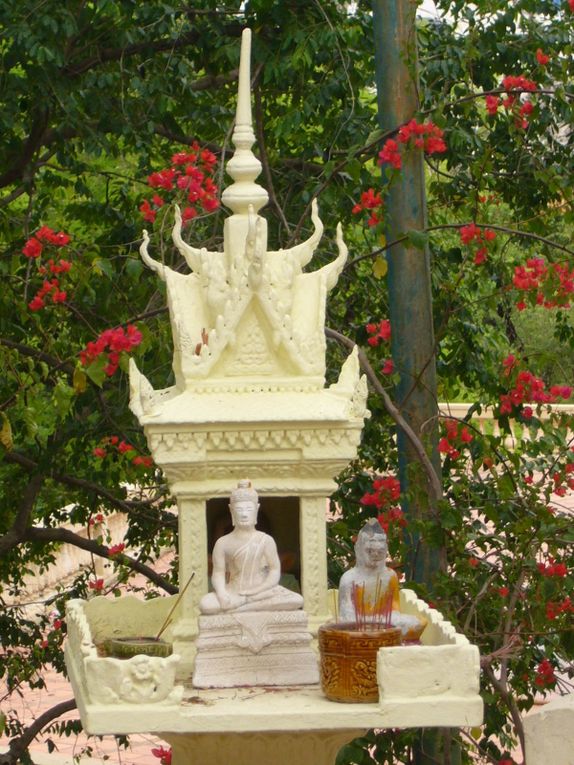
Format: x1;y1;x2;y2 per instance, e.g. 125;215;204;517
130;28;362;420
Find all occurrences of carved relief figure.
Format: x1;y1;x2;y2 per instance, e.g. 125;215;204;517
199;480;303;614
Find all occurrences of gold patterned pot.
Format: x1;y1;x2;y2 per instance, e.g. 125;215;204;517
318;622;401;703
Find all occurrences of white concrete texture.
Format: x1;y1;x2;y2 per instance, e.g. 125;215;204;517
524;694;574;765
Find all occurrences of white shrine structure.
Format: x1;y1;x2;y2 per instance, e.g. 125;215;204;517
65;29;482;765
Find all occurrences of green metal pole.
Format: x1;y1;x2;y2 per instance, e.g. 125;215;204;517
371;0;441;588
371;4;456;764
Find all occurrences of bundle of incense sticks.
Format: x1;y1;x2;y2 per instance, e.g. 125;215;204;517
351;577;394;630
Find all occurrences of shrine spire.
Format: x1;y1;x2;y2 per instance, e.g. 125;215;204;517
221;28;269;216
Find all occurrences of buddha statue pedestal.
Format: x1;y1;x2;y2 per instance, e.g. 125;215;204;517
192;610;319;688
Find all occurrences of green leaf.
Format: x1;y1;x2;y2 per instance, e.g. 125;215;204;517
84;356;107;387
372;256;388;279
406;229;429;251
0;413;13;451
73;367;87;394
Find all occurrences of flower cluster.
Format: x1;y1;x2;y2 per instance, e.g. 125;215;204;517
365;319;394;375
513;257;574;310
22;226;71;258
537;558;568;577
366;319;391;346
151;747;172;765
534;658;556;689
546;597;574;620
459;223;497;265
352;188;385;227
361;475;401;509
93;435;153;469
88;578;104;592
536;49;550;66
551;456;574;496
499;356;572;416
80;325;143;377
29;279;68;311
485;75;538;129
22;226;73;311
438;419;473;460
378;120;446;172
140;144;219;224
361;476;407;534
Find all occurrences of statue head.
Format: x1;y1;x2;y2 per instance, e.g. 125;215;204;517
355;518;388;569
229;479;259;529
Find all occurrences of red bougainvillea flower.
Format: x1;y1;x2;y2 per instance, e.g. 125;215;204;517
502;75;537;92
79;325;143;376
23;227;73;311
485;95;501;116
459;224;496;265
378;138;402;169
378;119;446;171
498;356;569;416
366;319;391;347
537;558;568;577
438;419;473;460
381;359;394;375
108;543;126;556
361;475;401;510
22;237;43;258
88;578;104;592
93;447;107;458
536;49;550;65
132;455;153;467
352;188;385;227
570;0;574;11
546;597;574;620
377;506;407;533
534;658;556;689
496;586;510;597
151;747;172;765
141;144;219;225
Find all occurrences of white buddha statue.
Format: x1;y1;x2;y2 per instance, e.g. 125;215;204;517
338;518;427;640
199;480;303;614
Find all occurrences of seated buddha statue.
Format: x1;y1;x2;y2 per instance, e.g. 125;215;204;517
338;518;427;641
199;480;303;615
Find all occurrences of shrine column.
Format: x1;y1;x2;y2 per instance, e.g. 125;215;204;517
300;495;331;635
171;494;208;676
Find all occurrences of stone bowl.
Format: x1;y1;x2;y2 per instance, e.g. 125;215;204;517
104;637;173;659
318;622;401;703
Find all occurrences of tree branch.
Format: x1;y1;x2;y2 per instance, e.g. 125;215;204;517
0;699;77;765
2;451;161;519
0;337;75;375
0;109;50;188
325;327;443;505
24;526;177;594
0;474;44;557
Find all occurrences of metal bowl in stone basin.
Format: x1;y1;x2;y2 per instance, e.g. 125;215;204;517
105;637;173;659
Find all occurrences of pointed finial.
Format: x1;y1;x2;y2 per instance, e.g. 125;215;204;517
221;28;269;216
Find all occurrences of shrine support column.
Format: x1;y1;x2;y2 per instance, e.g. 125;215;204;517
171;494;208;676
300;495;331;634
